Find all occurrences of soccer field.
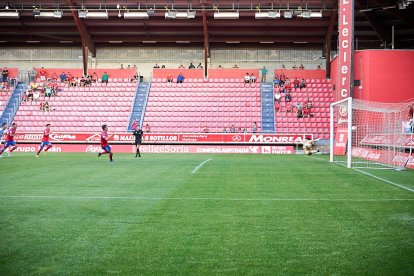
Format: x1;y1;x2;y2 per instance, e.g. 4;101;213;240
1;153;413;275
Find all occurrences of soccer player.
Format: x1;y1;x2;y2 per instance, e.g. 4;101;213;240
132;125;144;158
303;136;320;156
0;122;17;157
98;124;114;162
36;124;53;157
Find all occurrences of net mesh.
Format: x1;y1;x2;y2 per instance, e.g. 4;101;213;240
331;99;413;169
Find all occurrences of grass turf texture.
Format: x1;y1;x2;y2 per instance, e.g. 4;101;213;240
0;153;413;275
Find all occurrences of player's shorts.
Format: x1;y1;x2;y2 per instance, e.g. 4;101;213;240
135;140;142;146
102;145;111;152
4;140;16;148
40;141;52;148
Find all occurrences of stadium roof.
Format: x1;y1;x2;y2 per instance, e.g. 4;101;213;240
0;0;413;53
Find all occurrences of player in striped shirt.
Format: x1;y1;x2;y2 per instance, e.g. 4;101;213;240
98;124;114;162
36;124;53;157
0;123;8;158
0;122;17;157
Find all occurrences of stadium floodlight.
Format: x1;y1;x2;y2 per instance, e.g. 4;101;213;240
310;11;323;18
142;41;157;43
284;10;293;18
301;10;311;18
109;41;123;43
165;11;195;19
255;11;281;19
26;40;40;43
260;41;274;44
85;11;108;19
124;11;149;19
213;11;239;19
176;41;191;43
78;10;87;18
34;10;63;18
0;11;19;18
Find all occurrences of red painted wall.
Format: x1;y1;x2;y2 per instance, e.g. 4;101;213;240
208;69;259;79
35;68;136;79
153;69;204;79
331;50;414;103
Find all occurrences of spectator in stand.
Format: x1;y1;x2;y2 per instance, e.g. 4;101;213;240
279;73;286;85
30;81;38;91
252;122;257;133
133;64;137;71
40;101;45;111
203;125;209;133
28;89;34;101
153;63;160;68
292;65;298;69
233;64;239;68
244;73;251;84
299;64;305;70
84;75;92;87
33;90;40;101
44;101;50;112
80;76;86;87
102;72;109;86
178;64;185;69
260;66;268;83
230;125;235;133
237;127;242;133
274;100;280;112
51;72;58;82
223;128;227;133
281;64;286;69
285;91;292;102
286;101;293;113
120;64;124;69
39;67;47;81
273;75;280;87
296;105;303;119
293;77;300;88
45;85;52;99
2;67;8;82
131;119;138;130
284;79;292;93
29;67;37;82
161;65;166;68
92;72;98;82
130;73;139;83
167;74;173;83
274;91;281;103
303;99;313;118
127;65;131;69
59;72;67;83
177;73;185;84
218;65;223;69
145;124;151;132
299;78;306;88
197;63;203;69
250;73;257;83
189;63;195;69
316;65;322;70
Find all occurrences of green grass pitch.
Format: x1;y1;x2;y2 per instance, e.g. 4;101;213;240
1;153;414;275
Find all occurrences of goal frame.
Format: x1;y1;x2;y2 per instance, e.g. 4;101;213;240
330;97;353;168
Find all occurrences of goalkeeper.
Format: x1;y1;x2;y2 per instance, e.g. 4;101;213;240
303;136;320;156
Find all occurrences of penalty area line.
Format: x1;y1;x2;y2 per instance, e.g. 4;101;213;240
191;158;213;174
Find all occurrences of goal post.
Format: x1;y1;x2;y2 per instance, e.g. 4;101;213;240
330;97;413;170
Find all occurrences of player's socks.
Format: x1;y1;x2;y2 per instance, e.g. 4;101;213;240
98;152;102;157
109;153;113;162
36;147;44;156
9;146;17;153
45;145;52;152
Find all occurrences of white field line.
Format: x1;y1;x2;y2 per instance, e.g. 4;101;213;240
311;156;414;193
191;158;213;174
0;195;413;202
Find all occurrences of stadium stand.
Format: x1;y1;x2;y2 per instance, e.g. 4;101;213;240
0;90;13;115
143;73;262;133
274;77;332;139
13;73;136;132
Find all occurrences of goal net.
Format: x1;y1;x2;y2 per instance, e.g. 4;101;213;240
330;97;413;169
